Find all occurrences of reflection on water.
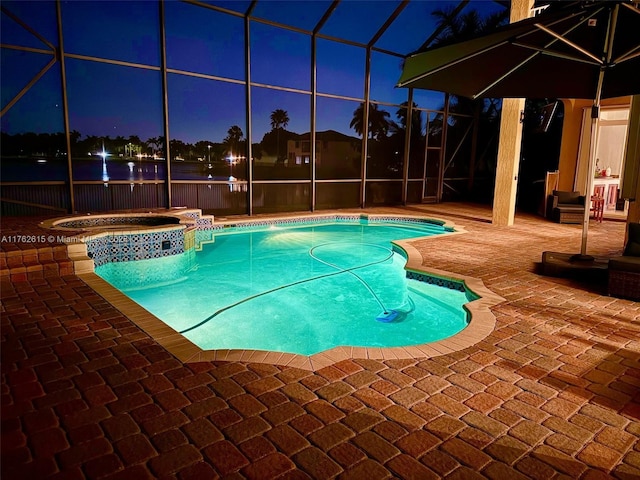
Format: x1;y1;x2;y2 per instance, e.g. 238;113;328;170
1;156;70;182
74;157;165;181
0;156;248;182
171;161;245;181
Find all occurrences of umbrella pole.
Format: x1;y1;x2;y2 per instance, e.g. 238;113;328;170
575;106;600;261
575;3;619;261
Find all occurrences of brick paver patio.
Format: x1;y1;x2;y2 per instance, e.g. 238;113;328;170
1;204;638;479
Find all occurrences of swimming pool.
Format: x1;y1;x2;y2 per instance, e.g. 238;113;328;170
96;218;474;356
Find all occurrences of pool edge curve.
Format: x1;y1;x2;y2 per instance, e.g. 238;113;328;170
75;213;505;372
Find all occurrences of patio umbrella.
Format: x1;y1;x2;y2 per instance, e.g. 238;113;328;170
397;0;640;258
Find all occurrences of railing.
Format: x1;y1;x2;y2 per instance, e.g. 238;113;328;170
0;182;69;216
73;181;167;212
171;181;247;214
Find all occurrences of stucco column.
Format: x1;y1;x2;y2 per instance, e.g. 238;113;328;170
625;95;640;228
492;0;534;226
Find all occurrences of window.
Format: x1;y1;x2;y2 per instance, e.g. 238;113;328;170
62;1;160;65
165;2;244;81
168;74;246;181
251;22;310;91
251;86;310;180
65;59;164;181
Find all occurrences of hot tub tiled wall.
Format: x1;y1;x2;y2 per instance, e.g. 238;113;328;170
178;210;214;229
55;215;181;229
195;217;215;229
86;227;186;267
48;210;214;232
52;210;214;271
180;211;200;220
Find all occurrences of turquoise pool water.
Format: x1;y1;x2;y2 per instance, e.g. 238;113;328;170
96;220;470;355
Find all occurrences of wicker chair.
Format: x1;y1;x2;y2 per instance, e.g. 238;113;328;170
548;190;586;224
608;222;640;301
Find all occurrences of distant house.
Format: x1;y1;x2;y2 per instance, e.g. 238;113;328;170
286;130;361;170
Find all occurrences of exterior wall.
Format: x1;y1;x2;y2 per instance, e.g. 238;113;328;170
287;139;360;169
286;140;315;167
625;95;640;227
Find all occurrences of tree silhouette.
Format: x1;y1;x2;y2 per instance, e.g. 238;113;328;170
394;101;423;137
429;5;508;49
147;137;161;155
169;139;186;160
224;125;244;156
416;5;511;200
269;109;289;162
350;103;390;141
270;109;289;131
69;130;81;145
85;135;102;153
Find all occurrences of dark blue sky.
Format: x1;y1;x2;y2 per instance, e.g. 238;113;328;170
1;1;505;145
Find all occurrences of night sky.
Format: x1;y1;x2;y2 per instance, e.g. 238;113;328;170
1;1;505;145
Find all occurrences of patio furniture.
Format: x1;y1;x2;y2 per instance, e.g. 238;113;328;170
608;222;640;301
590;195;604;223
548;190;586;224
541;250;608;282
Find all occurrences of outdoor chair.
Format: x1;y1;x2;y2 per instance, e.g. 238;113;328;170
548;190;586;224
608;222;640;301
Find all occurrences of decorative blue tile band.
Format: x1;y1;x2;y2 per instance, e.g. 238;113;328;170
406;270;478;302
196;217;214;229
86;227;186;267
222;215;354;231
215;214;448;232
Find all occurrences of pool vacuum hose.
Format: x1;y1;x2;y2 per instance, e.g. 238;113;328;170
310;243;410;323
181;242;411;334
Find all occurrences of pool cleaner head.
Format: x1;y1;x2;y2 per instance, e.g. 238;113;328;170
376;310;400;323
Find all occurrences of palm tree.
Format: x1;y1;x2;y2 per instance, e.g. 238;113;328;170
428;5;508;49
395;101;423;137
350;102;391;141
269;109;289;131
423;5;510;120
270;109;289;162
416;4;510;199
69;130;81;145
224;125;244;156
147;136;160;156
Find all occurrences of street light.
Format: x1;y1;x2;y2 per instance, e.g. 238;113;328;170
207;145;211;163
